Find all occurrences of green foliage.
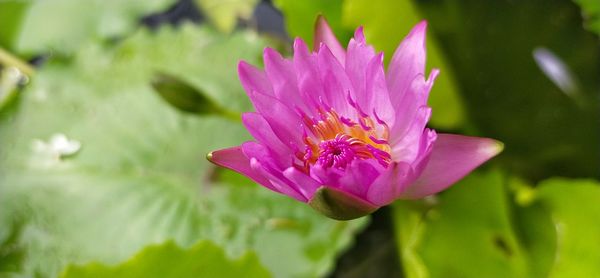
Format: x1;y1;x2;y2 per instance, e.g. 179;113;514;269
530;179;600;277
0;25;366;278
60;241;271;278
394;171;530;278
0;0;31;50
574;0;600;35
273;0;352;47
195;0;259;33
394;171;600;278
343;0;465;129
416;0;600;179
8;0;176;55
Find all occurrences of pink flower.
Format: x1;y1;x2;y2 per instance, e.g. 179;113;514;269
208;17;503;220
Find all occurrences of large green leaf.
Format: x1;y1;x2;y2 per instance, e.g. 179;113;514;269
342;0;466;129
527;178;600;277
0;25;366;278
393;171;531;278
60;241;270;278
11;0;176;55
510;177;557;278
394;171;600;278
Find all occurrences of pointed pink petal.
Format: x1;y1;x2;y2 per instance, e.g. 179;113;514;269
238;61;273;97
365;52;394;125
346;27;376;112
337;159;383;198
400;134;504;199
283;167;320;200
242;142;308;202
391;106;432;163
390;68;439;142
316;44;354;116
366;162;415;206
251;159;308;202
387;21;427;107
242;112;290;158
247;90;303;149
314;15;346;65
263;48;309;112
207;146;272;188
309;159;384;202
293;38;321;109
410;128;438;174
309;164;345;191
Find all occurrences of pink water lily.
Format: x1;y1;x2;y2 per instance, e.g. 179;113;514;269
208;17;503;220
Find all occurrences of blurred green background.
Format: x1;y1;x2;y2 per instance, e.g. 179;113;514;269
0;0;599;277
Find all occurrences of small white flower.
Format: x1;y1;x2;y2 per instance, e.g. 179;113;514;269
32;133;81;161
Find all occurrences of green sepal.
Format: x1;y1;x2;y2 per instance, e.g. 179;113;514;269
308;186;378;221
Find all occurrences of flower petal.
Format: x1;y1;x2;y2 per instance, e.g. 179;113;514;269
366;162;414;206
316;44;354;116
391;105;432;162
314;15;346;65
207;146;272;188
410;128;438;175
242;142;308;202
283;167;320;200
337;159;383;198
293;38;322;109
247;90;303;149
311;159;383;199
365;52;394;125
400;134;504;199
242;112;290;159
263;47;309;112
345;27;376;113
238;61;273;97
387;20;427;106
390;69;439;142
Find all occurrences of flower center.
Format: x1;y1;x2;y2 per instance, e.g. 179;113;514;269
317;134;356;169
296;99;392;171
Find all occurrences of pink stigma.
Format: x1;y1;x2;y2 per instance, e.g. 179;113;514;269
317;135;357;169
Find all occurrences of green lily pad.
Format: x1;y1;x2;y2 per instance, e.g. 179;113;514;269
12;0;176;55
527;178;600;277
0;25;366;278
394;171;600;278
60;241;271;278
393;171;530;278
